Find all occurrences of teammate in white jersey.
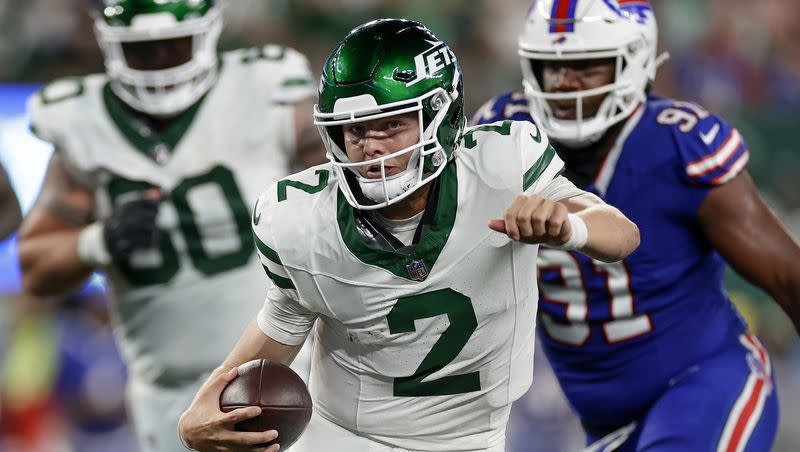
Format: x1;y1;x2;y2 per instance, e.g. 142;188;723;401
179;19;639;451
18;1;324;451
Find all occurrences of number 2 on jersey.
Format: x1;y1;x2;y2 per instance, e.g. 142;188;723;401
387;288;481;397
538;248;653;346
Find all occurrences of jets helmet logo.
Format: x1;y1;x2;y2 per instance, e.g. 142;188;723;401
406;40;455;87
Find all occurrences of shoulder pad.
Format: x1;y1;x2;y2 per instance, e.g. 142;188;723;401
225;45;314;105
462;120;563;195
470;91;532;126
27;76;96;143
651;99;749;186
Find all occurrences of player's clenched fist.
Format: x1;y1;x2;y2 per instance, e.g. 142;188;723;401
489;195;576;247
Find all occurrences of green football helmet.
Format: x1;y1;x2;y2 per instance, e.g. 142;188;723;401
93;0;222;116
314;19;465;210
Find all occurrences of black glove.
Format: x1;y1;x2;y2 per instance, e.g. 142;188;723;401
103;197;161;263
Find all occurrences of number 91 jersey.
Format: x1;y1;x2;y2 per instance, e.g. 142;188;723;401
253;120;572;451
27;46;314;386
475;93;751;426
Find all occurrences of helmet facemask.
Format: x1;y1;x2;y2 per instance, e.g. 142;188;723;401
314;18;465;211
518;0;660;148
94;5;222;117
315;86;458;211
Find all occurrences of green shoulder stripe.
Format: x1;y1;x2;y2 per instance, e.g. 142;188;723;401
263;265;295;290
252;231;282;266
281;78;312;87
251;228;294;289
523;145;556;191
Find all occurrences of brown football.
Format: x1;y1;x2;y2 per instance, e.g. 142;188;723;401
219;359;312;449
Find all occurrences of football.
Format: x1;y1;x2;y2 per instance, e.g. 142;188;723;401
219;359;312;449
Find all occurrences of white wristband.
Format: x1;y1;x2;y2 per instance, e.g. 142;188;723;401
77;222;112;267
552;213;588;251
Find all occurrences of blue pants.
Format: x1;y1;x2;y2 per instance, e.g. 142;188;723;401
585;334;778;452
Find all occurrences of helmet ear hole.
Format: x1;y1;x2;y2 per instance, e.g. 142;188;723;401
529;59;544;87
328;126;345;155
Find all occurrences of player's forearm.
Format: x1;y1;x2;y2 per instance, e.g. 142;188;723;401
767;270;800;335
578;205;640;263
18;230;93;296
219;319;302;371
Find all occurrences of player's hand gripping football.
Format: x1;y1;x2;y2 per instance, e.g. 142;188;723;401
179;367;280;452
103;188;162;262
489;194;572;246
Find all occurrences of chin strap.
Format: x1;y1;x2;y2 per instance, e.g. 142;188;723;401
351;177;441;254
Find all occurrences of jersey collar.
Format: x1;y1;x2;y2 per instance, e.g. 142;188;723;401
336;162;458;282
102;82;207;164
591;103;645;196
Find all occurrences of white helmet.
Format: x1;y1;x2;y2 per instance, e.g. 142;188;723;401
94;0;223;117
518;0;660;147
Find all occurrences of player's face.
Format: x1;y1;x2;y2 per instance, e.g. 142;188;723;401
342;112;420;179
122;37;194;71
540;58;615;120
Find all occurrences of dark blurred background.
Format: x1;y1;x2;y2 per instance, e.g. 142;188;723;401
0;1;798;451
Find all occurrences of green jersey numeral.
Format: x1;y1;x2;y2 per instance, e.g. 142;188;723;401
39;78;85;105
107;164;253;286
277;169;329;202
463;120;513;149
387;288;480;397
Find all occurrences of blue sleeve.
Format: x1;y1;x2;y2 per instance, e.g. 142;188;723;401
672;112;749;187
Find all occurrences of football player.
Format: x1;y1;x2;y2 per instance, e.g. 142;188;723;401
472;1;800;450
178;19;639;452
18;1;324;451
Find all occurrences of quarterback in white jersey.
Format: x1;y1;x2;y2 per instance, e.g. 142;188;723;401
19;2;323;451
179;19;639;452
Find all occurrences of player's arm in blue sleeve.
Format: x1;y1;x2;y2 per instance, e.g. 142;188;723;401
664;104;800;334
697;168;800;335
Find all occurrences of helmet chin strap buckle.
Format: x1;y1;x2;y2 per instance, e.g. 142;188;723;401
431;151;445;167
430;92;447;111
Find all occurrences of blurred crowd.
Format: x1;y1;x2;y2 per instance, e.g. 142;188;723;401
1;1;799;451
3;0;800;111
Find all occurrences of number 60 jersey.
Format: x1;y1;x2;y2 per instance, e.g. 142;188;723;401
253;120;581;451
27;46;313;387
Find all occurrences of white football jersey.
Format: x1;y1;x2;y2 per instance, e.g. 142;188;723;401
253;120;580;450
28;45;314;386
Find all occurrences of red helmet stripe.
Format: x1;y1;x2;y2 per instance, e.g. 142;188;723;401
550;0;578;33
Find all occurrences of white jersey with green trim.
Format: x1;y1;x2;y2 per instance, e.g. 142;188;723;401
253;120;578;451
27;45;314;387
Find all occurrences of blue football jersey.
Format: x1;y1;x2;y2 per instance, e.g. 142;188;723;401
474;93;752;426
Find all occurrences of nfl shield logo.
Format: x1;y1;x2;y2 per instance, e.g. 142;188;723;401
405;259;428;281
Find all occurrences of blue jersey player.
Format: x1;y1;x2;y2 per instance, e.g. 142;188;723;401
474;1;800;451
